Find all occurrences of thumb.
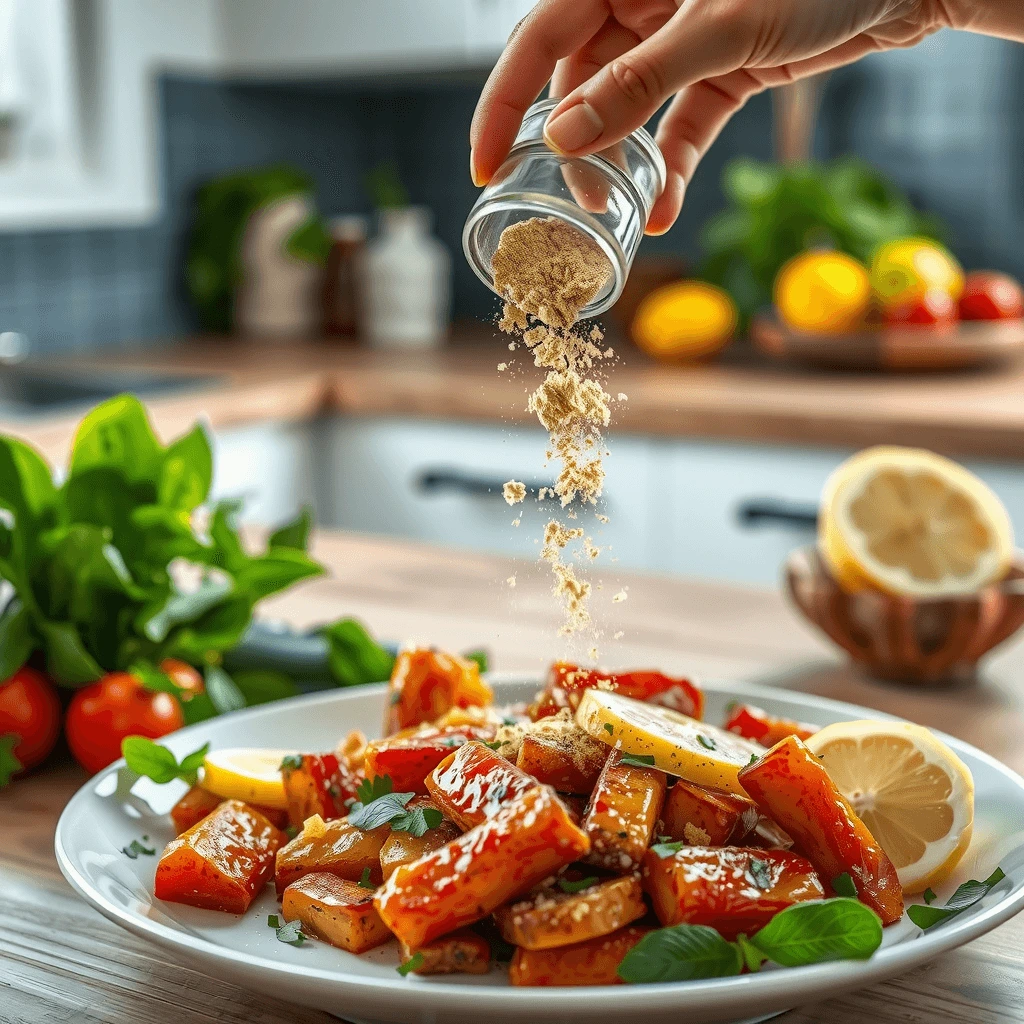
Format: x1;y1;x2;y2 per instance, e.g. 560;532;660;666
543;1;751;157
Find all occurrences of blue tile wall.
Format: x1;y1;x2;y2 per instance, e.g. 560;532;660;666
0;29;1020;354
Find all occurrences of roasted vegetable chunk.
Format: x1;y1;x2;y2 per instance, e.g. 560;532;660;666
515;711;608;794
375;786;590;948
380;806;461;880
509;925;652;986
725;703;817;746
399;928;491;975
426;741;537;830
739;736;903;924
282;753;361;828
530;662;703;721
583;750;666;872
170;787;289;835
364;726;493;794
494;875;646;950
661;779;760;847
281;872;391;953
642;845;825;939
385;647;493;734
155;799;284;913
275;815;389;894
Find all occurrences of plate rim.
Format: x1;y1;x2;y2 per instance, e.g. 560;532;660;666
55;674;1024;1013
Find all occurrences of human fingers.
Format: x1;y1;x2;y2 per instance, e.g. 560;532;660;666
470;0;608;186
551;18;641;98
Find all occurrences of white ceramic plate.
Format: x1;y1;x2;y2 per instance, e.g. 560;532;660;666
56;675;1024;1024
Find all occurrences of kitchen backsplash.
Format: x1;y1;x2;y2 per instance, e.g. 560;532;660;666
0;29;1019;355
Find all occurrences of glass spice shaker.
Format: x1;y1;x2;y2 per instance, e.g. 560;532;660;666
463;97;666;320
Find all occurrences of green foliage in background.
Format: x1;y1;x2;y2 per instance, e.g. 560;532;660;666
0;395;393;719
700;157;945;325
186;164;333;332
364;161;410;210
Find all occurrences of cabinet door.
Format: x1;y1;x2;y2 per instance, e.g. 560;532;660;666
322;418;661;569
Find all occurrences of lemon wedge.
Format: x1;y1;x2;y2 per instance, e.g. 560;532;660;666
201;748;294;809
576;689;763;795
819;446;1013;597
806;720;974;893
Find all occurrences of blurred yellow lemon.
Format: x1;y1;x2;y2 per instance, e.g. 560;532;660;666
202;747;293;809
806;720;974;894
774;250;871;333
871;237;964;307
631;280;737;361
819;446;1013;597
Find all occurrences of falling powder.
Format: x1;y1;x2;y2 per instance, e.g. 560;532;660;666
612;589;628;603
503;480;526;505
507;575;517;588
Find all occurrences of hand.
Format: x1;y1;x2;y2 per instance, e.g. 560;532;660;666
471;0;962;235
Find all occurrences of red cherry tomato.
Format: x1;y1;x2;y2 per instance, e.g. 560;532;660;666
65;672;185;775
0;666;61;777
160;658;205;700
884;288;958;327
959;271;1024;321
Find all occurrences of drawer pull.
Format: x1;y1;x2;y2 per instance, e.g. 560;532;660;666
415;468;556;500
736;499;818;530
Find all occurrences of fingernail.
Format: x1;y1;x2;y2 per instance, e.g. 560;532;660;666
470;149;486;188
544;102;603;154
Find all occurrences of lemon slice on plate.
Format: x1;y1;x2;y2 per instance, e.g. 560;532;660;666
576;689;763;795
201;748;294;809
819;446;1013;598
806;720;974;893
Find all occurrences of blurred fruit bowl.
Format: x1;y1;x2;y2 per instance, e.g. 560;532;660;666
786;545;1024;686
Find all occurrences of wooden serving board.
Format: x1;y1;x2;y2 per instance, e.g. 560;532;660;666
751;314;1024;371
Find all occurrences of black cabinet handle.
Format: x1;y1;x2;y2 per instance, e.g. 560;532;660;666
415;468;557;500
736;499;819;529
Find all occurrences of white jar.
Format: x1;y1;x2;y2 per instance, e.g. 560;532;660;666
361;206;451;350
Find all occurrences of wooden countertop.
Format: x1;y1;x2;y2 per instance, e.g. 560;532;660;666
4;531;1024;1023
11;327;1024;463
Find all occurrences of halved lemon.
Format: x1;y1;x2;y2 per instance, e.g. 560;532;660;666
819;446;1013;597
576;689;763;795
806;720;974;893
201;748;295;809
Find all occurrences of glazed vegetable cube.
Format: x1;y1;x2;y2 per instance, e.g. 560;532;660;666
385;647;493;734
170;786;223;834
281;872;391;953
275;815;390;894
660;779;760;846
155;799;284;914
380;806;461;880
364;726;495;794
494;874;646;950
399;929;492;975
725;703;817;746
281;753;361;828
426;741;537;830
739;736;903;925
375;786;591;948
509;925;652;986
583;750;666;872
641;845;825;939
515;712;608;794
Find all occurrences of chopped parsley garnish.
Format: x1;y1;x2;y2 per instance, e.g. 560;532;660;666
121;838;156;859
832;872;858;899
357;866;376;890
603;723;614;735
391;805;444;837
280;754;304;771
348;774;441;836
747;753;759;766
922;887;937;905
619;753;656;768
747;858;773;891
501;716;518;726
397;952;424;976
650;840;685;858
268;914;308;946
907;868;1006;930
696;734;716;751
481;740;502;750
557;875;599;894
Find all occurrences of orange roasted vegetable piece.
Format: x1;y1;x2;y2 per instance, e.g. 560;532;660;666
281;872;391;953
509;925;652;986
515;711;608;794
364;725;494;794
661;780;760;847
725;703;817;746
426;741;537;830
530;662;703;721
583;749;666;872
281;753;361;828
399;929;492;975
380;805;461;880
642;845;825;940
169;786;288;834
738;736;904;925
155;799;284;913
275;816;390;894
375;786;590;948
385;648;492;735
494;875;646;950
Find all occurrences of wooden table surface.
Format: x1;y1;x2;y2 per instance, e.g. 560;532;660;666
4;531;1024;1024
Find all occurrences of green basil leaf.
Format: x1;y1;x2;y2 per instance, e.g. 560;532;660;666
321;618;395;688
120;735;181;783
0;599;32;681
0;733;24;786
178;743;210;777
907;868;1006;930
348;790;416;831
209;501;246;573
159;425;212;512
180;691;218;726
162;595;253;661
736;932;765;973
390;805;443;838
356;775;392;804
748;898;882;966
0;436;57;523
832;872;858;899
230;668;298;706
69;395;163;485
139;576;233;643
233;548;323;602
204;665;246;714
617;924;742;984
268;506;312;551
37;620;104;685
